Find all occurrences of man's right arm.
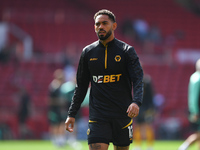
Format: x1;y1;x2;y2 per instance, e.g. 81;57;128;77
68;49;90;118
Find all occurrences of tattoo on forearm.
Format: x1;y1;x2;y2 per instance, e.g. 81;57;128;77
90;144;101;149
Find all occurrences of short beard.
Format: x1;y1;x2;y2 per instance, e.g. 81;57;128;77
97;29;112;40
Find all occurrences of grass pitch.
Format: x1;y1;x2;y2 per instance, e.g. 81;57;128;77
0;140;197;150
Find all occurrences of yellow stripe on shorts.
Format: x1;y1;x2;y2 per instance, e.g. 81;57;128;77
122;119;133;129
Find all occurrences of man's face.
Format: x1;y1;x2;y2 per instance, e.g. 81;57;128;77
94;15;115;40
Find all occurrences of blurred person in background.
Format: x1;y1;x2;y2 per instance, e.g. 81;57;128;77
61;78;90;149
48;69;68;147
178;58;200;150
49;68;89;149
17;87;32;139
132;16;149;45
65;9;143;150
132;73;155;150
0;10;10;63
0;10;9;52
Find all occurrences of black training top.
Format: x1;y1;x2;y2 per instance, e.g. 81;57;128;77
68;38;144;120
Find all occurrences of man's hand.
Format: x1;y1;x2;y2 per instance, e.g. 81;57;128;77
65;117;75;132
127;103;139;118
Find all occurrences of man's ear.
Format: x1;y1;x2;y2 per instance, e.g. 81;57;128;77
94;25;97;33
113;22;117;31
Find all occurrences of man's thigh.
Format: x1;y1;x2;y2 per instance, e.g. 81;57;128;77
89;143;109;150
114;145;130;150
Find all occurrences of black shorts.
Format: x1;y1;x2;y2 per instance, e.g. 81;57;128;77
87;118;133;146
48;108;63;125
190;121;200;132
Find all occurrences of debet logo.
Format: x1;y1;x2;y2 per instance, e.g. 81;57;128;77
93;74;122;83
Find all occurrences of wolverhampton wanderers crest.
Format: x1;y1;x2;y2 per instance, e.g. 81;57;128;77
115;55;121;62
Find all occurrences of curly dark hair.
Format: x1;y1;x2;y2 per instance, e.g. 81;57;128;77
94;9;116;22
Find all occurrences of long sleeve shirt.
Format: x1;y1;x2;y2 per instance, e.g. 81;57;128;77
68;38;144;120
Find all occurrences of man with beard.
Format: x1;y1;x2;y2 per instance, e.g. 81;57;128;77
65;9;144;150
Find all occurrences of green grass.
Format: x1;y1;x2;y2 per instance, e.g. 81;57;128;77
0;140;197;150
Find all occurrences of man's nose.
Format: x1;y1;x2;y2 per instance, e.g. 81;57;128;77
99;23;103;29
